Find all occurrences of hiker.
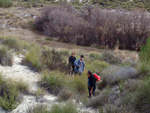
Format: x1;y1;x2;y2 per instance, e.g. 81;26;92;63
68;52;76;76
87;71;96;98
74;55;85;75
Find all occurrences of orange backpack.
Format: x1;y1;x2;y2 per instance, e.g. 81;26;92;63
93;73;101;82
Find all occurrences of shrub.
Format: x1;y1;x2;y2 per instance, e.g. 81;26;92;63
102;51;122;64
86;88;110;108
0;75;19;110
139;38;150;74
49;102;78;113
28;105;48;113
34;4;150;50
58;89;74;101
0;0;13;8
0;46;13;66
23;46;68;72
29;102;78;113
22;44;42;71
85;58;109;74
41;49;68;72
133;78;150;113
0;36;29;52
124;79;143;92
59;49;70;57
73;76;88;95
34;4;87;43
89;52;102;61
41;71;69;95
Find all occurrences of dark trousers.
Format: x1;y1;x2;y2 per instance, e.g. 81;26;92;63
88;86;96;98
71;65;75;74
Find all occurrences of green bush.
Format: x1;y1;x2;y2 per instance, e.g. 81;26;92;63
0;75;18;110
30;102;78;113
59;49;70;57
23;45;68;72
0;36;29;52
0;0;13;8
133;78;150;113
0;46;13;66
73;76;88;95
102;51;122;64
41;71;69;95
85;60;109;74
49;102;78;113
139;38;150;74
0;74;28;110
22;44;42;71
28;105;48;113
89;52;102;61
86;88;110;108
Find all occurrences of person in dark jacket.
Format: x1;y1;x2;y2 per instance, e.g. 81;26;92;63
68;52;76;76
87;71;96;98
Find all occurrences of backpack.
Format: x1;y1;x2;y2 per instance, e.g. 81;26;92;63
93;73;101;82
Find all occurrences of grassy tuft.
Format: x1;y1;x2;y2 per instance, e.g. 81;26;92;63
102;51;122;64
133;78;150;113
0;0;13;8
49;102;78;113
0;46;13;66
41;71;69;95
29;102;78;113
89;52;102;61
22;44;42;71
0;36;29;52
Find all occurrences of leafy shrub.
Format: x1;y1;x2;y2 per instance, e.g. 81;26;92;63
133;78;150;113
22;44;42;71
0;75;18;110
89;53;102;61
23;45;68;72
49;102;78;113
41;49;68;72
28;105;48;113
139;38;150;74
124;79;143;92
0;46;13;66
85;57;109;74
41;71;69;95
86;88;110;108
102;51;122;64
58;89;74;101
0;0;13;8
73;76;88;95
29;102;78;113
59;50;70;57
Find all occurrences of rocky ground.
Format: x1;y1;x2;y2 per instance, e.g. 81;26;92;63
0;5;140;113
0;54;98;113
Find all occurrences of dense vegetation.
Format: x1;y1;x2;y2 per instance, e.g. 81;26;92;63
34;4;150;50
0;0;13;8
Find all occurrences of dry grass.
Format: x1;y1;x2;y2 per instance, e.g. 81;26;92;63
0;46;13;66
